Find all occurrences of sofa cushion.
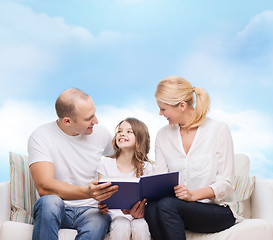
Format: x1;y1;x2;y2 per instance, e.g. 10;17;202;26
185;219;273;240
0;221;77;240
233;176;255;202
233;154;255;218
233;176;255;218
234;154;250;177
9;152;37;224
1;219;272;240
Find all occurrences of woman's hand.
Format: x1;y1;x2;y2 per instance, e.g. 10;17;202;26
121;199;146;218
98;202;109;215
175;185;215;202
174;184;195;201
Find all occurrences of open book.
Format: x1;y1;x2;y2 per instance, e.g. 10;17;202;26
99;171;179;209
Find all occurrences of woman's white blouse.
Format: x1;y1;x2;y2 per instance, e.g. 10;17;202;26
154;118;235;203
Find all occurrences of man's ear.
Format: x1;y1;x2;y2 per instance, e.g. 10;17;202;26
63;117;72;126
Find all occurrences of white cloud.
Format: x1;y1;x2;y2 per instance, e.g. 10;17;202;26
179;11;273;88
0;0;131;95
236;10;273;41
0;100;56;160
0;1;94;46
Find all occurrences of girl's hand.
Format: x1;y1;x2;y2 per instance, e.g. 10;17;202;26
174;184;195;201
121;199;146;219
98;202;109;215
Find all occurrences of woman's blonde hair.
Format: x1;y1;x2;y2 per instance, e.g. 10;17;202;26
155;76;210;129
110;117;151;178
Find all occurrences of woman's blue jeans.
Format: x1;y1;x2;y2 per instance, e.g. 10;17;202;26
144;197;235;240
32;195;111;240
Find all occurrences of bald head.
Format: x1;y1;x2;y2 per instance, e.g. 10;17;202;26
55;88;91;121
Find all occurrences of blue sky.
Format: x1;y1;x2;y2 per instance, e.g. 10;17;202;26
1;0;273;181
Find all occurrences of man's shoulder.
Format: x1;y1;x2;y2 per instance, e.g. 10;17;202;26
30;121;57;137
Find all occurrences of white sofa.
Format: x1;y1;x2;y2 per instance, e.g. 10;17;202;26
0;153;273;240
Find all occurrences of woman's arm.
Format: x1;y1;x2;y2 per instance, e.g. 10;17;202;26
174;184;215;201
209;124;235;202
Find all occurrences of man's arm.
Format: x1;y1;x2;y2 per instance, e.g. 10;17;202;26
30;161;118;201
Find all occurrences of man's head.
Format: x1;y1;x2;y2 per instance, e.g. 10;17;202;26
55;88;98;136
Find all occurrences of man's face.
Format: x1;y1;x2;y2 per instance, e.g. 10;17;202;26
69;97;98;136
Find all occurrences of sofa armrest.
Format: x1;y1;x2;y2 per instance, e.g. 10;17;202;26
251;178;273;223
0;182;10;225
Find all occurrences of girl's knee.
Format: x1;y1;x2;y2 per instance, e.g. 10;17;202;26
131;219;151;240
110;217;131;239
131;219;149;231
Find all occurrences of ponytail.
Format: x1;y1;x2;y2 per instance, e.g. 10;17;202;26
183;87;210;129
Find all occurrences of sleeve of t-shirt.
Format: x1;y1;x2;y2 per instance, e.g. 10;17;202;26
97;157;107;177
143;161;154;176
27;128;53;167
102;127;114;157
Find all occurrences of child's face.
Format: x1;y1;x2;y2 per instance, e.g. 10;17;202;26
116;121;136;150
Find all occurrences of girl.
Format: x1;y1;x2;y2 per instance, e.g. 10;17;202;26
97;117;152;240
145;76;238;240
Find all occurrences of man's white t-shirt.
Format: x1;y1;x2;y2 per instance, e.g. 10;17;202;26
28;121;113;207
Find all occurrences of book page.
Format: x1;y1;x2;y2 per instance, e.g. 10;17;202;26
99;176;140;183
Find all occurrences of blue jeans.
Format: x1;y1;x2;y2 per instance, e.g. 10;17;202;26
144;197;235;240
32;195;111;240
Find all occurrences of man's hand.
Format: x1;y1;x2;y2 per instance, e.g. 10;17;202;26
121;199;146;219
98;202;109;215
88;180;118;201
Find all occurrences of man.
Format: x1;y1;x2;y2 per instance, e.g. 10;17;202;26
28;88;118;240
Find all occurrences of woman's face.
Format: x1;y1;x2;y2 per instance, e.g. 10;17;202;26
115;121;136;150
157;101;183;126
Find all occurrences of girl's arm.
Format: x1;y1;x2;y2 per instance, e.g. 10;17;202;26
98;172;103;180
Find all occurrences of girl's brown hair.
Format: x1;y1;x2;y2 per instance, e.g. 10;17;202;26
111;117;150;177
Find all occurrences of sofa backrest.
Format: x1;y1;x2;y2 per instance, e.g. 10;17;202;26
234;154;250;177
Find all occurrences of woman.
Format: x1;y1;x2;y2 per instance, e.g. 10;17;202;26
144;76;238;240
